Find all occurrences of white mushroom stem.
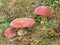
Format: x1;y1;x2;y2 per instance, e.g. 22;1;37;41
41;16;47;23
17;30;27;36
17;30;24;36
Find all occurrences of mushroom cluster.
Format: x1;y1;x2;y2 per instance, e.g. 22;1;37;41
4;18;35;39
4;6;54;42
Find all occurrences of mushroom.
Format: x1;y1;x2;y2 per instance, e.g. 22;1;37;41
34;6;54;24
4;27;16;38
34;6;54;16
10;18;35;36
10;18;35;28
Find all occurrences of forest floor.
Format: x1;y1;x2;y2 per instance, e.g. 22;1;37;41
0;0;60;45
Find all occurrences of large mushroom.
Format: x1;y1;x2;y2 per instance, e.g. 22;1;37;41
34;6;54;24
4;27;16;38
10;18;35;28
10;18;35;36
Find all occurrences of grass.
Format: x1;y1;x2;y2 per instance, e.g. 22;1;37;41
0;0;60;45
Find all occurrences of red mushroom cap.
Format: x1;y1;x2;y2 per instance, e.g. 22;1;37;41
10;18;35;28
34;6;54;16
4;28;16;38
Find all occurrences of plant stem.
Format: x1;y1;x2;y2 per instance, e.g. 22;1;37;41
41;16;47;24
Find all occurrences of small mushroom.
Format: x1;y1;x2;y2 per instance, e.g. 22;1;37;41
34;6;54;24
34;6;54;16
4;27;16;38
